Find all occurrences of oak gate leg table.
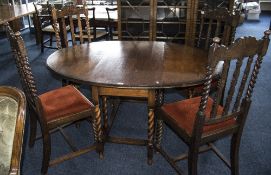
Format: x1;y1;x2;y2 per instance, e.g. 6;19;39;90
46;41;222;164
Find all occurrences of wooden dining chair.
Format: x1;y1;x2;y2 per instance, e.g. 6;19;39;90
155;30;271;175
196;6;240;50
106;7;118;40
33;2;56;52
6;25;98;175
184;7;240;98
88;7;109;41
51;4;91;49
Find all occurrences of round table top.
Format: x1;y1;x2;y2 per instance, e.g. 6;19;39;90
47;41;222;89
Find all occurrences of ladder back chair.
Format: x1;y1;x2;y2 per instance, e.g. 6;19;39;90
51;4;91;49
33;2;57;52
197;7;240;50
6;24;98;175
106;7;118;40
155;30;271;175
185;7;240;98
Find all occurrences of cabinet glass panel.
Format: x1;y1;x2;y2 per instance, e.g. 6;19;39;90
156;0;188;43
120;0;151;40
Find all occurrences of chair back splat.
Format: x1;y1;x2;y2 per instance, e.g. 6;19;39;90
157;30;271;175
51;4;91;49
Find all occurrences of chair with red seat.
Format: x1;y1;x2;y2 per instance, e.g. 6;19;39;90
155;30;271;175
6;24;100;175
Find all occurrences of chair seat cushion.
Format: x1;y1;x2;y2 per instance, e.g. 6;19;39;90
75;29;108;40
161;96;236;136
39;85;93;123
42;24;70;32
95;30;108;38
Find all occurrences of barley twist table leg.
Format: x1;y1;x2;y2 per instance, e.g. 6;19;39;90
102;96;108;135
91;86;104;159
147;90;155;165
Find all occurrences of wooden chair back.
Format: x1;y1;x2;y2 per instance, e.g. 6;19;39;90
51;4;91;48
197;7;240;50
5;25;39;113
106;7;117;21
195;30;271;138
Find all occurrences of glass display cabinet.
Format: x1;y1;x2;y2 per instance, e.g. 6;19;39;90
117;0;234;44
154;0;191;43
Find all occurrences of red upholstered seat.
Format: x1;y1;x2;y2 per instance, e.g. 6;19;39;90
161;96;236;136
39;85;93;122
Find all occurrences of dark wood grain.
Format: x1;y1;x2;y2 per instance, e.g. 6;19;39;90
47;41;222;89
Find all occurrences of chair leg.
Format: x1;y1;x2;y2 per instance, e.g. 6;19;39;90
41;131;51;175
49;33;53;46
28;108;37;148
41;33;44;53
230;133;241;175
155;119;163;149
188;146;199;175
